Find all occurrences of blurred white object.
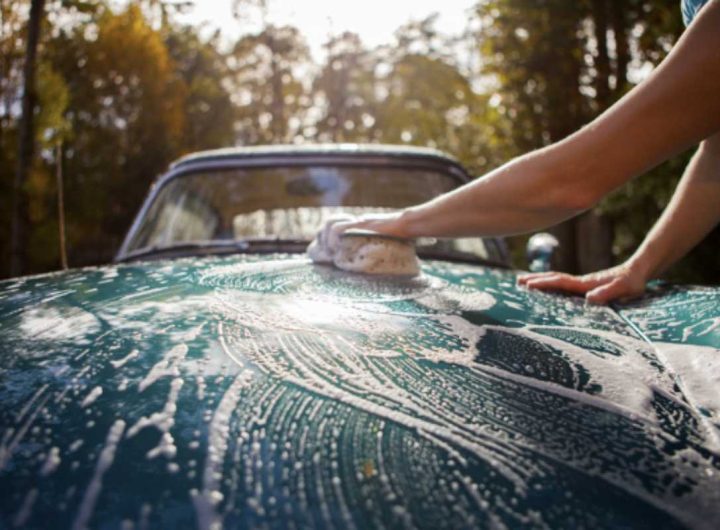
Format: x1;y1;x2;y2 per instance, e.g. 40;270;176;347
527;233;560;272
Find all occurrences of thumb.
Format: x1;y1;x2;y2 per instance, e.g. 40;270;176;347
585;277;629;305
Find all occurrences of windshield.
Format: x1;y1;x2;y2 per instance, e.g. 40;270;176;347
125;164;499;264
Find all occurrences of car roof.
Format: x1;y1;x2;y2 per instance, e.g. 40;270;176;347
170;143;465;171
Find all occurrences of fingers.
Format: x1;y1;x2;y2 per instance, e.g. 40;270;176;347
520;272;601;294
327;219;365;249
321;216;357;250
586;277;644;305
326;214;404;245
517;272;552;285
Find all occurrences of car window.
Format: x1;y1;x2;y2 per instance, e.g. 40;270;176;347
129;165;457;248
126;164;502;265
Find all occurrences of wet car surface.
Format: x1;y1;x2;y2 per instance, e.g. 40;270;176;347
1;254;719;529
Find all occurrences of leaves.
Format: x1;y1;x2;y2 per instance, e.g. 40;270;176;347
1;0;715;282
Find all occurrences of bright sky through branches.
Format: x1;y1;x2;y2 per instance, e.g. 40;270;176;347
176;0;476;59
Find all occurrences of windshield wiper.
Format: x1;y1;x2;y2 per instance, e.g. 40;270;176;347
117;238;309;263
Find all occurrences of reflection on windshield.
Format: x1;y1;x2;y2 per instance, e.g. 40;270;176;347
126;165;494;263
233;206;389;240
129;166;458;251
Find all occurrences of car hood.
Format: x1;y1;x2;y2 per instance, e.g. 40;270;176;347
1;254;719;529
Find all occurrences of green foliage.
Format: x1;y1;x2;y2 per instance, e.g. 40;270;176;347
165;26;236;151
0;0;716;285
45;3;187;263
313;32;377;142
230;24;310;144
1;1;238;274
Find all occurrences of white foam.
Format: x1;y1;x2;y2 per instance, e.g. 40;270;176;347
72;419;126;530
192;370;254;530
127;378;184;460
40;446;61;476
178;323;206;342
682;317;720;342
19;306;100;344
138;344;188;392
110;349;139;369
196;377;206;400
652;341;720;446
16;384;49;423
147;432;177;460
80;386;103;408
0;392;51;471
485;325;673;423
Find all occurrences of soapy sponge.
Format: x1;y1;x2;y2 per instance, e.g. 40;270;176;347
307;219;419;276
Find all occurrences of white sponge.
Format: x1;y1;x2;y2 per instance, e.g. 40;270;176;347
307;221;419;276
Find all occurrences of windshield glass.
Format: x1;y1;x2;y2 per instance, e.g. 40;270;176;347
126;165;496;263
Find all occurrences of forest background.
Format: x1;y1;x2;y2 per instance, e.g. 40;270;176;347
2;0;717;282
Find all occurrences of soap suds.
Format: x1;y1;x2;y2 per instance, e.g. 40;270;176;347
332;235;420;276
40;446;61;476
0;392;51;471
138;344;188;392
15;384;49;423
127;378;184;459
192;370;254;530
307;218;419;276
80;386;103;408
652;342;720;445
110;349;139;369
73;419;125;530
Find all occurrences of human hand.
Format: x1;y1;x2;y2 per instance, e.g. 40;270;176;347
308;211;410;263
325;211;411;247
517;263;649;304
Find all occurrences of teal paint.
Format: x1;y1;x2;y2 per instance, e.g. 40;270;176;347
0;255;718;529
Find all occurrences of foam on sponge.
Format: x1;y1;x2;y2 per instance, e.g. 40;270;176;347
307;219;419;276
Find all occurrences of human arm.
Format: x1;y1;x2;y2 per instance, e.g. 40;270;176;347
518;131;720;303
333;0;720;240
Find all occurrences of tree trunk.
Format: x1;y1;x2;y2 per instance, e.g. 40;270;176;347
576;210;614;273
573;0;614;274
267;35;286;142
592;0;611;107
543;5;589;274
10;0;45;277
56;141;68;270
610;0;629;97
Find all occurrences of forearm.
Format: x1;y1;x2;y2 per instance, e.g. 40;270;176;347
628;136;720;279
399;146;587;238
396;1;720;239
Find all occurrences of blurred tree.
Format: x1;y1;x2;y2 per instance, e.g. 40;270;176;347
165;26;235;151
10;0;45;276
0;0;714;285
313;32;377;142
0;0;28;276
230;24;310;144
475;1;593;273
470;0;700;276
136;0;193;29
1;0;98;276
372;16;513;174
46;3;186;265
593;0;720;284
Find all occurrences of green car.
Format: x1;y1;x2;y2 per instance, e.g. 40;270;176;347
1;145;718;529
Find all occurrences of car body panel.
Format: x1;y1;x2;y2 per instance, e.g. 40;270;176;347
1;255;718;529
